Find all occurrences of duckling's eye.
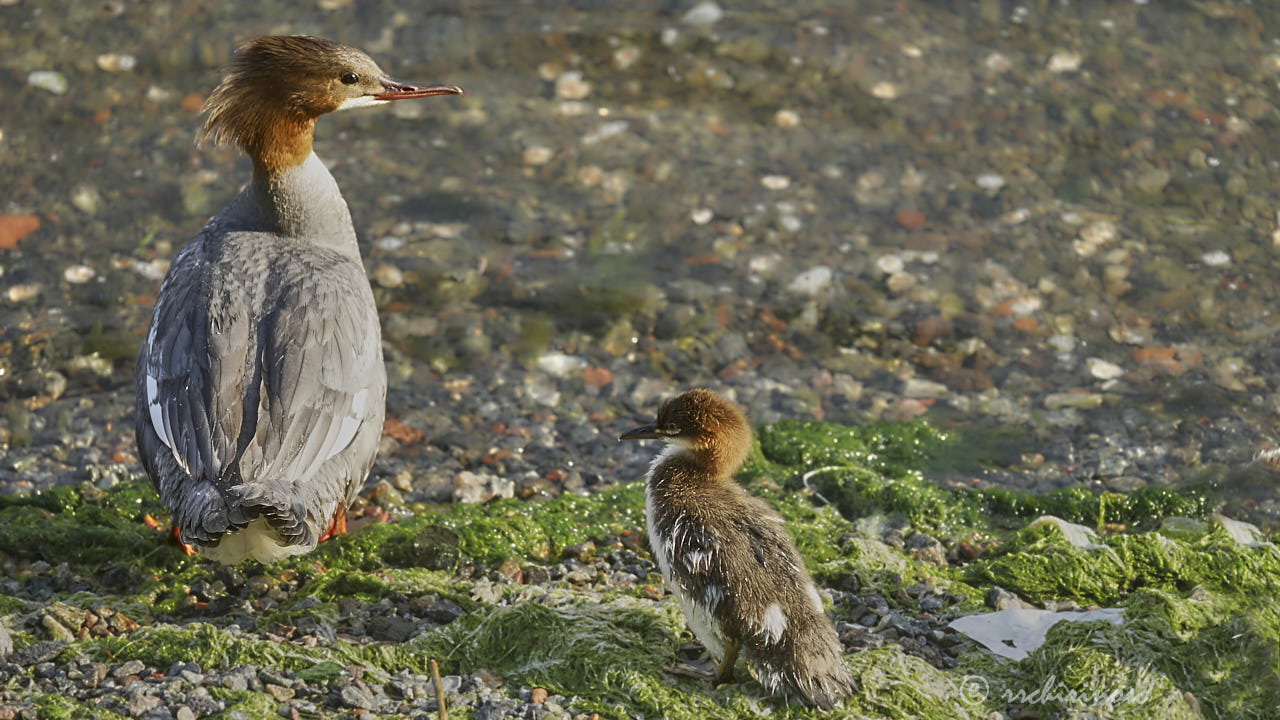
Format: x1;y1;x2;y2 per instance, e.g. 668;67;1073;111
340;72;359;85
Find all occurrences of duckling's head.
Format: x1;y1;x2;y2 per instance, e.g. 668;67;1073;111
619;388;752;476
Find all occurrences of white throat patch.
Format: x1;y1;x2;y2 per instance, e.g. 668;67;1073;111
336;95;389;111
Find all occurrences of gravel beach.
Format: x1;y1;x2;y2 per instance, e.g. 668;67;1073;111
2;1;1280;718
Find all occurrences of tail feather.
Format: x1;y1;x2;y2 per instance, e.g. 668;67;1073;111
171;481;316;550
751;612;854;710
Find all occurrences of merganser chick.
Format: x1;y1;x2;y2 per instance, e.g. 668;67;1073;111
134;36;461;564
620;389;853;709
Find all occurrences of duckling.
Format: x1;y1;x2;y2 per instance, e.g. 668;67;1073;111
619;388;854;709
134;36;461;564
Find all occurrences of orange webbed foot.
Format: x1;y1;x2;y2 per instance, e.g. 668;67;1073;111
317;507;348;543
167;525;197;556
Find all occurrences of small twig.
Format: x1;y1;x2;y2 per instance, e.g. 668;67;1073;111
430;658;446;720
800;465;844;506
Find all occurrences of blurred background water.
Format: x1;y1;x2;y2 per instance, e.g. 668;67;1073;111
2;0;1279;527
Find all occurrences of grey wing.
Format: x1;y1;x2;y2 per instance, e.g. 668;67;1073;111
136;239;253;542
233;260;386;540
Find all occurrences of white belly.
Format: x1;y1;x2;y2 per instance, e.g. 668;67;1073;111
646;484;726;659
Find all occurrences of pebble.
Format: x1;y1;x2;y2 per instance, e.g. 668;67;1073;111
875;254;905;274
613;46;641;70
63;265;95;284
1201;251;1231;267
1046;51;1083;73
95;53;136;72
774;109;800;128
535;352;586;378
7;283;40;303
372;263;404;288
869;81;899;100
1086;358;1124;380
760;174;790;190
71;185;101;215
681;1;723;26
522;146;553;166
984;52;1012;72
975;174;1005;191
28;70;68;95
554;72;591;101
690;208;713;225
1044;392;1103;410
786;266;833;295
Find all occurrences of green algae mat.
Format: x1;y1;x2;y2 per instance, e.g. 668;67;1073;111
1;419;1276;719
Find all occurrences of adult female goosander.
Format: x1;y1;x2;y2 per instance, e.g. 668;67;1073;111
135;36;461;564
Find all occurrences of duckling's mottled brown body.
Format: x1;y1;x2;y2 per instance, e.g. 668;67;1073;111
621;389;853;709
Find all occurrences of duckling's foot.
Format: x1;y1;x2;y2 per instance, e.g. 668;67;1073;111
167;525;197;556
711;638;739;686
317;507;348;543
662;664;717;682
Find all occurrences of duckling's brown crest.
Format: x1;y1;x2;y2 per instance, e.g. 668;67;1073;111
661;388;753;475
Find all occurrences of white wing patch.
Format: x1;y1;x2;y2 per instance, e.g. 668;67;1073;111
145;374;188;473
760;602;787;644
807;583;824;613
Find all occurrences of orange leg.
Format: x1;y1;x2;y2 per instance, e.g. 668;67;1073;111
317;506;348;543
168;525;197;556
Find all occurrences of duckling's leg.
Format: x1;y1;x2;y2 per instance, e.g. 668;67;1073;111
712;638;739;686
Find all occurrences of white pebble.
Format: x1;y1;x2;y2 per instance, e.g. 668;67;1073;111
536;352;587;378
690;208;714;225
582;120;628;145
7;283;40;303
71;184;101;215
63;265;95;284
1201;251;1231;267
1047;52;1083;73
984;53;1012;73
95;53;136;72
1086;357;1124;380
876;254;905;274
760;174;790;190
774;109;800;128
523;146;553;165
372;263;404;288
748;254;782;274
976;173;1005;191
682;1;723;27
869;81;899;100
28;70;68;95
778;215;802;232
613;46;641;70
555;71;592;100
786;266;833;295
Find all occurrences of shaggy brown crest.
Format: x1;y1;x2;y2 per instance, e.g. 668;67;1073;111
199;35;461;178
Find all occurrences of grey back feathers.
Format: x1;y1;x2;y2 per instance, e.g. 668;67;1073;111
135;152;385;563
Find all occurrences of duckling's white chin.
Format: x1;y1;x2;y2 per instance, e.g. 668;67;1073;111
337;96;390;111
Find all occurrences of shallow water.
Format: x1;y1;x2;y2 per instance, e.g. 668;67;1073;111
2;0;1279;526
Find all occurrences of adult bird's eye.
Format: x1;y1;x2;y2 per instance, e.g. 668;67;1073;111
340;72;359;85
